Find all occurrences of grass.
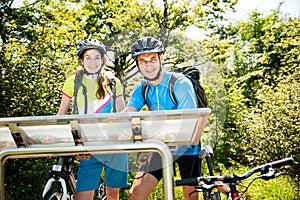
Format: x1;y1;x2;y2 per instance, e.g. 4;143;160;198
242;175;299;200
147;165;299;200
121;154;299;199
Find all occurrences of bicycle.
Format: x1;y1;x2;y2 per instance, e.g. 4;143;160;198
175;157;294;200
42;156;106;200
199;145;222;200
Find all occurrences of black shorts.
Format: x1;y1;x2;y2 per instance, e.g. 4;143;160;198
142;152;201;182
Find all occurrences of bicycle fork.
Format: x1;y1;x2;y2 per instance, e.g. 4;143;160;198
42;176;69;200
42;157;77;200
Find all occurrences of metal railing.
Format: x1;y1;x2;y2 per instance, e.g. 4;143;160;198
0;108;211;200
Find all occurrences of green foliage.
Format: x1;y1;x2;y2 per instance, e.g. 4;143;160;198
1;0;299;199
241;76;300;177
1;0;85;117
4;158;55;199
208;7;300;186
245;176;298;200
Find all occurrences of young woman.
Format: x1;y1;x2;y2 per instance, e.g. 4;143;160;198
58;38;128;200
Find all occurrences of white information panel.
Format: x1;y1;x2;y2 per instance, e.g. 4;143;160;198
0;108;211;200
0;108;211;149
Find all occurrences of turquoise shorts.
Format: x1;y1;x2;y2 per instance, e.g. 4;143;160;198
76;153;128;192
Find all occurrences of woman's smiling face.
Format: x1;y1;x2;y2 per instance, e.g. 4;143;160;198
82;49;105;74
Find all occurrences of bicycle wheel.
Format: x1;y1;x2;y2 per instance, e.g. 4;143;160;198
94;178;106;200
43;188;62;200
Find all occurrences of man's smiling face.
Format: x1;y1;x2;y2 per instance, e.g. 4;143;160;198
137;52;162;80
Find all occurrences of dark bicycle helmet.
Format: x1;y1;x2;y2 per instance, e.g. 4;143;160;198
131;36;164;60
76;38;106;57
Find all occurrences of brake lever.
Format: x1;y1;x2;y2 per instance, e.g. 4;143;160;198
261;168;275;180
195;181;218;191
190;186;214;197
189;189;201;197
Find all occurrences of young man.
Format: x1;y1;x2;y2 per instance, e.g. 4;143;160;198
123;36;200;200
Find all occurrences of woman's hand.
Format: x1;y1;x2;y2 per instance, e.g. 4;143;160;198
75;154;92;160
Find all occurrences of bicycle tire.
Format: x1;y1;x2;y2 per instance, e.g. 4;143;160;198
94;181;107;200
43;188;63;200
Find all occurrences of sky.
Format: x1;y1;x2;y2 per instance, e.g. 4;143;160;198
12;0;300;40
186;0;300;39
12;0;300;17
229;0;299;20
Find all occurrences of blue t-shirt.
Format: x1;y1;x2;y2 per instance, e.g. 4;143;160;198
128;71;200;156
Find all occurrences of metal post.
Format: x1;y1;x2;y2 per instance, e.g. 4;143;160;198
0;142;174;200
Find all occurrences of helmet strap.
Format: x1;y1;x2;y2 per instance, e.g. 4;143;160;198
83;67;102;76
81;58;104;76
143;67;162;81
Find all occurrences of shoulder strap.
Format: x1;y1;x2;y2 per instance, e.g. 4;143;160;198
108;77;117;112
73;71;87;114
142;75;180;106
169;74;179;106
142;81;150;105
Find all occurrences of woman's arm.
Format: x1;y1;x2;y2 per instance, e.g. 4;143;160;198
115;95;125;112
57;95;71;115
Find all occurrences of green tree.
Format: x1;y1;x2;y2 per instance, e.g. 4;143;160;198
1;0;87;117
1;0;236;199
205;8;299;185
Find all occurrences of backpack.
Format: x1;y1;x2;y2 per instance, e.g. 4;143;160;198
73;71;117;114
142;66;208;108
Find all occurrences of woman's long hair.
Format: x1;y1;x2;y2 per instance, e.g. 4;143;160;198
96;73;109;100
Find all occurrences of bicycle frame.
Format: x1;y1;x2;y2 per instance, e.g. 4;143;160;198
224;184;239;200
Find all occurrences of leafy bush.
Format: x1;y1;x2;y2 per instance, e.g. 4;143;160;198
5;158;56;199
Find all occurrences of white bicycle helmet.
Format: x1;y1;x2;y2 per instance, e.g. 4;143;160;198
76;38;106;57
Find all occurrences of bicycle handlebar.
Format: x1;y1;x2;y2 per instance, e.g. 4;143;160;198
174;157;294;186
267;157;294;168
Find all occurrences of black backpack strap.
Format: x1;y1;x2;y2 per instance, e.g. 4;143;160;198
73;72;88;114
142;81;150;105
108;77;117;112
169;73;187;106
142;75;180;107
169;74;178;106
195;82;208;108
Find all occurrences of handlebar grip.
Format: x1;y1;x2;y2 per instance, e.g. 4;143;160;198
269;157;294;168
175;178;198;186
